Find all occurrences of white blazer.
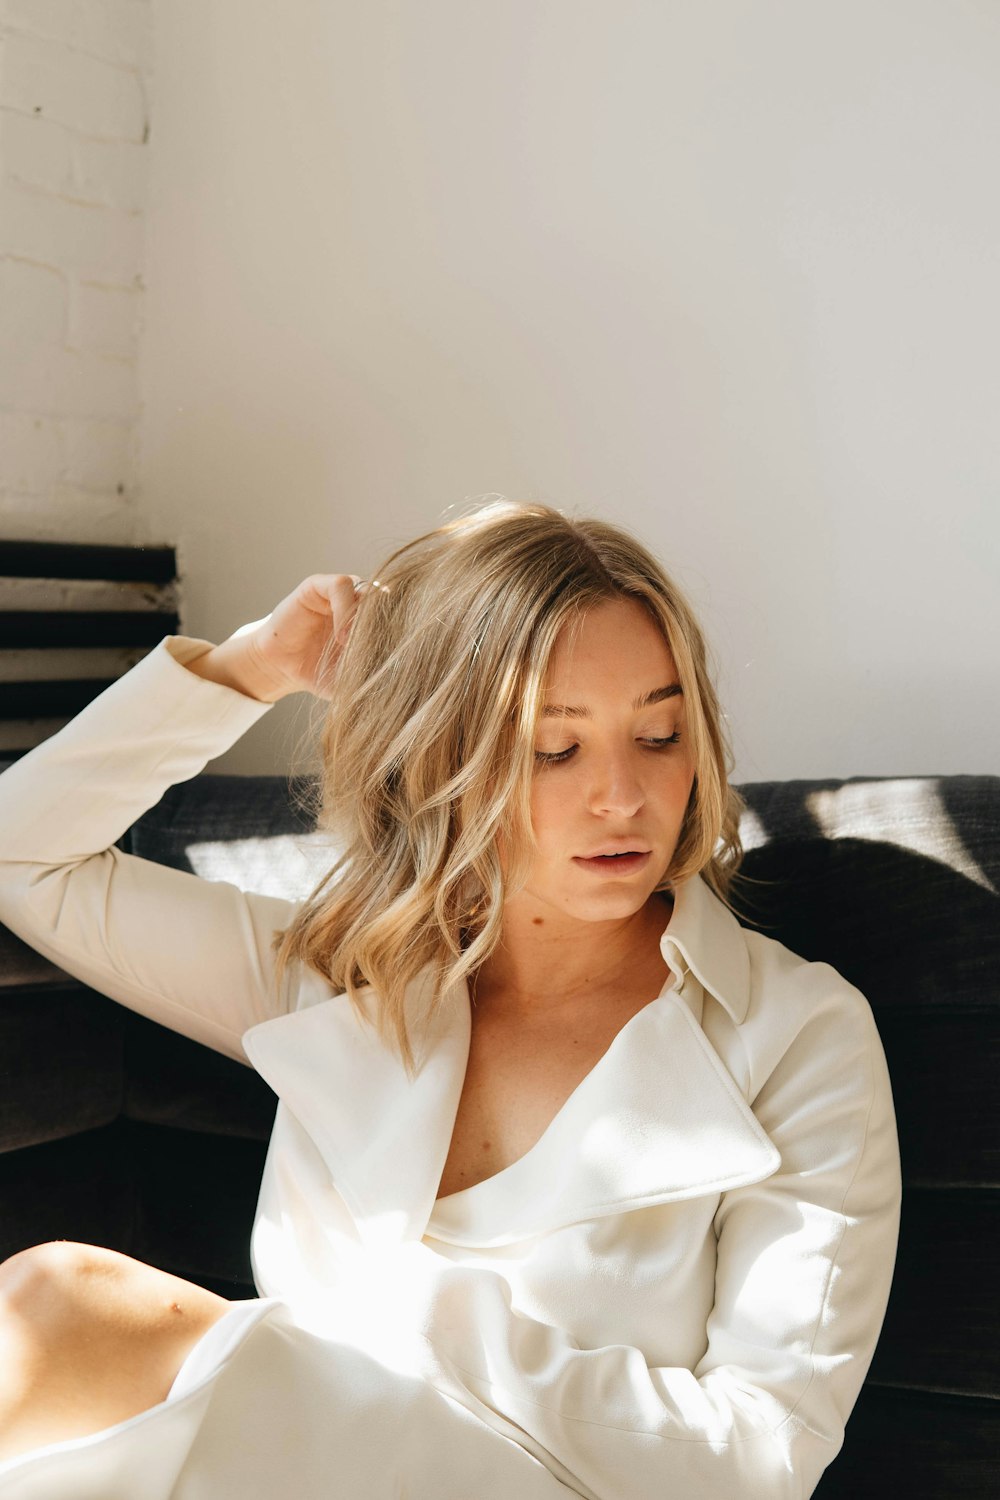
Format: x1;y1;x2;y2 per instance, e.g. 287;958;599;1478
0;638;901;1500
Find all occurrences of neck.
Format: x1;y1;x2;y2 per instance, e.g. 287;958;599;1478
473;892;674;1017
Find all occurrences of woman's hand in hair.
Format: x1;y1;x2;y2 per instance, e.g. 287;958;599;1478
184;574;363;702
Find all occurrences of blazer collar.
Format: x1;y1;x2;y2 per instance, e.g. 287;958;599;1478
243;876;776;1249
660;873;753;1025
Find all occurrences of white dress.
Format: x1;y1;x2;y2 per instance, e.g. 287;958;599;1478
0;638;901;1500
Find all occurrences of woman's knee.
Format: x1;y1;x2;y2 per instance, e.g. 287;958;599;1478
0;1242;231;1462
0;1240;229;1378
1;1238;99;1285
3;1242;158;1328
0;1240;97;1325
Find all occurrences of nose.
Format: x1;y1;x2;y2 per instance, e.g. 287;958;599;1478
586;748;646;819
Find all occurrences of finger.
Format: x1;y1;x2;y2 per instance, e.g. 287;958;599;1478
298;574;359;615
310;577;365;688
327;574;363;634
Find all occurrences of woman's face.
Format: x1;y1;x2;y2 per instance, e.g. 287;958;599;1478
511;597;696;928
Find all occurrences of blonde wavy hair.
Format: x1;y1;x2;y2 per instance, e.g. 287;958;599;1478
274;500;743;1069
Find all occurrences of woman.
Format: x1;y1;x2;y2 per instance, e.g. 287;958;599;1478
0;501;899;1499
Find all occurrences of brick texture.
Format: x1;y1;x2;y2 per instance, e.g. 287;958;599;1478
0;411;65;491
0;0;150;544
69;281;140;359
1;32;146;140
0;256;68;342
1;0;151;71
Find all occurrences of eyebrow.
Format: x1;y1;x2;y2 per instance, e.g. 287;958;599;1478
541;683;683;719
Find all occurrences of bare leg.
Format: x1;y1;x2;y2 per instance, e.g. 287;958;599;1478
0;1241;229;1466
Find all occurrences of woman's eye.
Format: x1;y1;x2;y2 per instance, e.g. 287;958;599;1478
534;733;680;766
534;745;577;765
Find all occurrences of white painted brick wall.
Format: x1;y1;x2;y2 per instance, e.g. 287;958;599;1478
2;1;152;72
1;33;145;143
0;411;64;490
63;416;134;488
0;255;67;341
70;280;140;358
0;0;151;543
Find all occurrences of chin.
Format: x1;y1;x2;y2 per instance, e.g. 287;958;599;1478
565;889;656;923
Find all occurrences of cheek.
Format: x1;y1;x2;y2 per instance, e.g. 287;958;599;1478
528;776;570;852
673;768;697;829
657;760;696;828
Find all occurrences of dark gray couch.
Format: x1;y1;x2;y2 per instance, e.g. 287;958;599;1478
1;771;997;1497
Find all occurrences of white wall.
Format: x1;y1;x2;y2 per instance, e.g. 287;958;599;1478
0;0;151;543
140;0;1000;779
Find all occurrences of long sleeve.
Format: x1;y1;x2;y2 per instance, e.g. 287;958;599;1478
0;637;301;1060
357;956;900;1500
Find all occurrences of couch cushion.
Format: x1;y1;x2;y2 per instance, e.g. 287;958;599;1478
737;774;1000;1200
0;986;124;1151
126;774;334;900
0;921;73;991
736;775;1000;1017
122;1010;276;1140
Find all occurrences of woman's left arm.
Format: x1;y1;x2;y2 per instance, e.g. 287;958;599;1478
400;964;900;1500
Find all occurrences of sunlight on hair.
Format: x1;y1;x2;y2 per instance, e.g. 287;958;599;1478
271;500;742;1068
806;779;994;893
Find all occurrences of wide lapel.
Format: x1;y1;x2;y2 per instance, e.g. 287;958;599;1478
244;876;779;1252
428;977;779;1248
242;969;470;1249
429;877;777;1247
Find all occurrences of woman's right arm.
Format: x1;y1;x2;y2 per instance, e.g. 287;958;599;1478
0;574;362;1062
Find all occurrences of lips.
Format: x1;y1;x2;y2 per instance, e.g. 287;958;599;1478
579;843;652;858
572;850;652;876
